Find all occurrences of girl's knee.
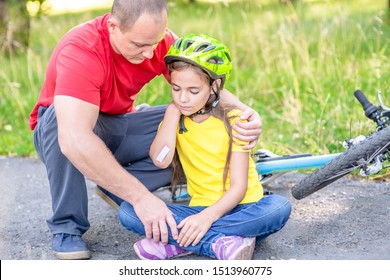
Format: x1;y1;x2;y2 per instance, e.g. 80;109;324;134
274;195;292;228
263;194;292;224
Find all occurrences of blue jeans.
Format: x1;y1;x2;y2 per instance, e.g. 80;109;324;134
33;104;172;235
118;194;291;259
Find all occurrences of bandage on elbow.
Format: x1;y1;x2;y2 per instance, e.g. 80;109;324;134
156;145;170;162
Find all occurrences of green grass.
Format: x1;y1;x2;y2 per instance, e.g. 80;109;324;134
0;0;389;157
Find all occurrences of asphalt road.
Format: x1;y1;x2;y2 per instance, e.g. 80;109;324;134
1;156;390;260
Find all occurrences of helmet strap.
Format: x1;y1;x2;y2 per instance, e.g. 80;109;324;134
179;114;188;134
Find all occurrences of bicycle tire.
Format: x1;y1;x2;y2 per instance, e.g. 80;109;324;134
291;125;390;200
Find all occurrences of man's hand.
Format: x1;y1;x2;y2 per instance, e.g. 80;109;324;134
133;194;178;244
218;89;262;149
233;108;262;150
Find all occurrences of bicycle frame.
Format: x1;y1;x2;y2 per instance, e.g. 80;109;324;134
255;152;341;187
255;153;341;175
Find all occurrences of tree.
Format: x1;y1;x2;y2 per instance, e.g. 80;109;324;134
0;0;47;53
0;0;31;53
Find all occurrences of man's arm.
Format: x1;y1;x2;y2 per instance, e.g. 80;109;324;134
54;95;178;243
220;89;262;149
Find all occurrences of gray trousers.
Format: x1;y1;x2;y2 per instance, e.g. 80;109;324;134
33;104;172;235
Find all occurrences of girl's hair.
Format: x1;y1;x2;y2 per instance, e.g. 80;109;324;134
111;0;167;32
167;61;240;195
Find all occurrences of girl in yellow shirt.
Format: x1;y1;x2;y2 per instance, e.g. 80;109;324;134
118;34;291;260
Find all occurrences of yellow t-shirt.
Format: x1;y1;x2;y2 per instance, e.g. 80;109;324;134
176;112;263;206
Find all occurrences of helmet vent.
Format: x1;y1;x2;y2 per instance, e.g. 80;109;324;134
174;38;183;49
225;52;232;62
182;40;194;51
194;43;216;53
208;56;224;65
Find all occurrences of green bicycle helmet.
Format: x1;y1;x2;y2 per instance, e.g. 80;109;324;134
164;34;233;88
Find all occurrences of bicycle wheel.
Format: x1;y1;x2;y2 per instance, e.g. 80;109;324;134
291;125;390;200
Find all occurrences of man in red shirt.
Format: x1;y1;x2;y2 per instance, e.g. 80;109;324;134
30;0;262;260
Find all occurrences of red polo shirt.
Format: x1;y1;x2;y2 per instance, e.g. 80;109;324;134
29;13;176;130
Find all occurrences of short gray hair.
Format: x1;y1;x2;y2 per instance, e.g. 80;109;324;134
111;0;168;31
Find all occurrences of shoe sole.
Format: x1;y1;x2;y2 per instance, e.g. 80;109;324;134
133;242;152;260
228;237;256;260
133;242;193;260
54;250;91;260
95;186;119;211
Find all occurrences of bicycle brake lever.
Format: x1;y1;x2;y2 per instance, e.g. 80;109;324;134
378;91;390;112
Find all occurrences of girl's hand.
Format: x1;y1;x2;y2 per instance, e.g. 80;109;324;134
233;108;262;150
177;213;213;247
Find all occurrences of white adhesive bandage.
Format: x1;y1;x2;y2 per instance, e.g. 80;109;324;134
156;145;170;162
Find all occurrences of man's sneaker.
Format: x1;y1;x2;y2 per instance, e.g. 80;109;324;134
133;238;192;260
212;236;256;260
95;186;123;210
52;233;91;260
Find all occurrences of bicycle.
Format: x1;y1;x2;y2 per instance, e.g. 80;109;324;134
171;89;390;201
256;89;390;200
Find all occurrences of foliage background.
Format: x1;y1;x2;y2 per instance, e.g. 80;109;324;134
0;0;389;156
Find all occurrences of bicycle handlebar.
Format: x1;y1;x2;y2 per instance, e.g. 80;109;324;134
354;89;382;124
